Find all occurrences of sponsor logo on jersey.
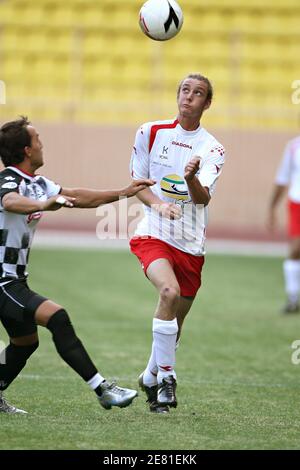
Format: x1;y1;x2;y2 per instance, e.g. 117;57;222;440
4;176;16;181
1;182;18;189
159;146;169;160
160;174;189;201
172;141;192;150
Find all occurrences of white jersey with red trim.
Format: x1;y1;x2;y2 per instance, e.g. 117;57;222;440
130;118;225;255
275;136;300;203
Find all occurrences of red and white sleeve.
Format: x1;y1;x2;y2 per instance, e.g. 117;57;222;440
129;123;150;180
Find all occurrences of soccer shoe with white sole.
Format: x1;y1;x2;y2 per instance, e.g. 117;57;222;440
138;372;169;414
97;381;138;410
281;302;300;314
157;375;177;408
0;392;28;414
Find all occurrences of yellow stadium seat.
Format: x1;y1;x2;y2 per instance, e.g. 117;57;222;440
0;3;18;26
198;10;230;34
108;6;137;32
120;61;152;87
2;56;26;80
81;31;108;58
1;26;20;52
82;59;114;87
257;12;285;35
22;30;49;55
44;28;74;56
25;56;72;87
75;5;105;29
19;5;47;27
231;11;258;34
109;35;142;58
44;4;77;29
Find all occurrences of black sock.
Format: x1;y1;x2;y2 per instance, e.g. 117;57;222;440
94;381;107;397
46;309;98;382
0;342;38;391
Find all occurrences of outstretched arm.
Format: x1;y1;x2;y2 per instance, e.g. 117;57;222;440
2;192;75;214
60;179;155;208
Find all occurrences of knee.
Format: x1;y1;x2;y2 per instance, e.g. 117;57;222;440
159;285;180;305
45;309;79;355
9;340;39;359
46;309;72;332
27;341;39;357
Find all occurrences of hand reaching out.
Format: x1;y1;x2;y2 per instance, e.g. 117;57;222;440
41;195;76;211
121;179;155;198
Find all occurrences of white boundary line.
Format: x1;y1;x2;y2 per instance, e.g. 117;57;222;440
33;230;287;257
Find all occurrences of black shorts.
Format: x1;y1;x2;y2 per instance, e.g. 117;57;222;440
0;279;47;338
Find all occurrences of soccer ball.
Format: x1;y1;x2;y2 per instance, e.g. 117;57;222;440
139;0;183;41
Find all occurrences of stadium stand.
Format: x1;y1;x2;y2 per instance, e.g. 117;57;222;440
0;0;299;128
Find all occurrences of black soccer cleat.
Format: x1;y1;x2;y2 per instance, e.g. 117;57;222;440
281;302;300;314
157;375;177;408
138;373;169;414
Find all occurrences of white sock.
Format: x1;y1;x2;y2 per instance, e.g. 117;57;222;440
283;259;300;303
143;342;158;387
87;372;105;390
143;337;181;386
153;318;178;384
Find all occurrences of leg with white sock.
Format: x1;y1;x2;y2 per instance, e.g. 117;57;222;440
144;296;194;385
283;259;300;303
143;305;187;389
153;317;178;383
144;259;180;408
35;300;137;410
282;239;300;313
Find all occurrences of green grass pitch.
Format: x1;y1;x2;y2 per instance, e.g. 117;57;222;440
0;248;300;450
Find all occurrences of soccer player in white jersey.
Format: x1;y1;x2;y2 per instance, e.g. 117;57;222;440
0;116;154;414
129;73;225;413
268;136;300;313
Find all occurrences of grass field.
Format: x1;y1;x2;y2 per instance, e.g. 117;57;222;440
1;248;300;450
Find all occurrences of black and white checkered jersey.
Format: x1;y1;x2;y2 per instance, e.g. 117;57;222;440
0;166;61;284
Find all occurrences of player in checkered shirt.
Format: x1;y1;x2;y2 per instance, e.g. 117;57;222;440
0;116;154;414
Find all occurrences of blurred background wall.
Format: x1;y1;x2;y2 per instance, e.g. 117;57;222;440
1;0;300;240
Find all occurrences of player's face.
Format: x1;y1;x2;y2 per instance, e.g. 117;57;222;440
177;79;211;120
26;126;44;168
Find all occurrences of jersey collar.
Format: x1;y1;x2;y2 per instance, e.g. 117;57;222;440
7;166;36;181
176;122;203;136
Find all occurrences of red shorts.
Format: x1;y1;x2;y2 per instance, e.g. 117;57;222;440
130;236;205;297
288;200;300;238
